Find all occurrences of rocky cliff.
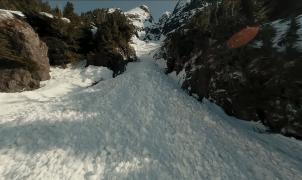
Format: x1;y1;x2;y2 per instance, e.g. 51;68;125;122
157;0;302;139
0;10;50;92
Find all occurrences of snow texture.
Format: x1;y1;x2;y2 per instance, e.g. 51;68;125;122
108;8;120;14
39;12;54;19
0;9;24;19
0;35;302;179
39;11;71;23
61;17;71;23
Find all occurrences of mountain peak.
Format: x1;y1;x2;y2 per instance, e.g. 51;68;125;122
139;5;150;13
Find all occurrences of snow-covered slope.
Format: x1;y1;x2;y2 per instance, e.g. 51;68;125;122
0;35;302;179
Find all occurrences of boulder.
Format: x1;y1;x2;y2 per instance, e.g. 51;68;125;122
0;10;50;92
24;11;84;66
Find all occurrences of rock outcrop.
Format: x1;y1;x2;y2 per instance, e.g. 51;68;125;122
0;10;50;92
145;11;171;41
162;0;211;35
24;11;83;66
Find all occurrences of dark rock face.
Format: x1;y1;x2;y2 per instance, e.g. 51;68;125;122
145;12;171;41
263;0;302;21
160;0;302;139
0;13;50;92
24;11;84;66
162;0;212;35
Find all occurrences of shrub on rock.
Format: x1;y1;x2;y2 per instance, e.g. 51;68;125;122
82;9;137;76
24;11;85;66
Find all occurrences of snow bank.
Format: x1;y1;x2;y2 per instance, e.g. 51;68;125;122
0;61;112;116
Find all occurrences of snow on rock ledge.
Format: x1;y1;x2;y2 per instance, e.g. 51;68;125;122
39;11;71;23
39;12;54;18
0;9;25;19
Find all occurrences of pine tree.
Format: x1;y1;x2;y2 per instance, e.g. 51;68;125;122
284;16;300;55
63;2;75;19
52;6;62;17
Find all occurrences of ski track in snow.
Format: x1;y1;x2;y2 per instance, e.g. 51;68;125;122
0;38;302;180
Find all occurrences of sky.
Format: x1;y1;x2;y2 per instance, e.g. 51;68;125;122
46;0;178;20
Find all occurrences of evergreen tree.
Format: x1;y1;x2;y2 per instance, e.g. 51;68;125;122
63;2;76;19
284;16;300;55
52;6;62;17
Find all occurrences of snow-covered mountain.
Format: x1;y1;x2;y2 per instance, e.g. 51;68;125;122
1;30;302;179
1;2;302;179
144;11;171;41
162;0;214;34
125;5;153;39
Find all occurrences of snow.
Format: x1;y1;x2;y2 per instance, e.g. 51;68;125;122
168;68;187;86
61;17;71;23
271;19;291;51
108;8;119;14
39;12;70;23
0;9;24;19
0;62;112;116
295;15;302;51
173;0;191;13
91;25;98;36
39;12;54;19
164;0;210;34
1;27;302;180
125;5;153;39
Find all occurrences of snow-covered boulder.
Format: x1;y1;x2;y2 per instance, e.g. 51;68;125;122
0;10;50;92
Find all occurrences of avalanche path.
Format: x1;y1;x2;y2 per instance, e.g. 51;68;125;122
0;38;302;180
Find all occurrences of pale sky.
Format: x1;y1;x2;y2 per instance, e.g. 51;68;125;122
46;0;177;20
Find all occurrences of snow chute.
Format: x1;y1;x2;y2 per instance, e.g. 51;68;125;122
227;26;260;49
